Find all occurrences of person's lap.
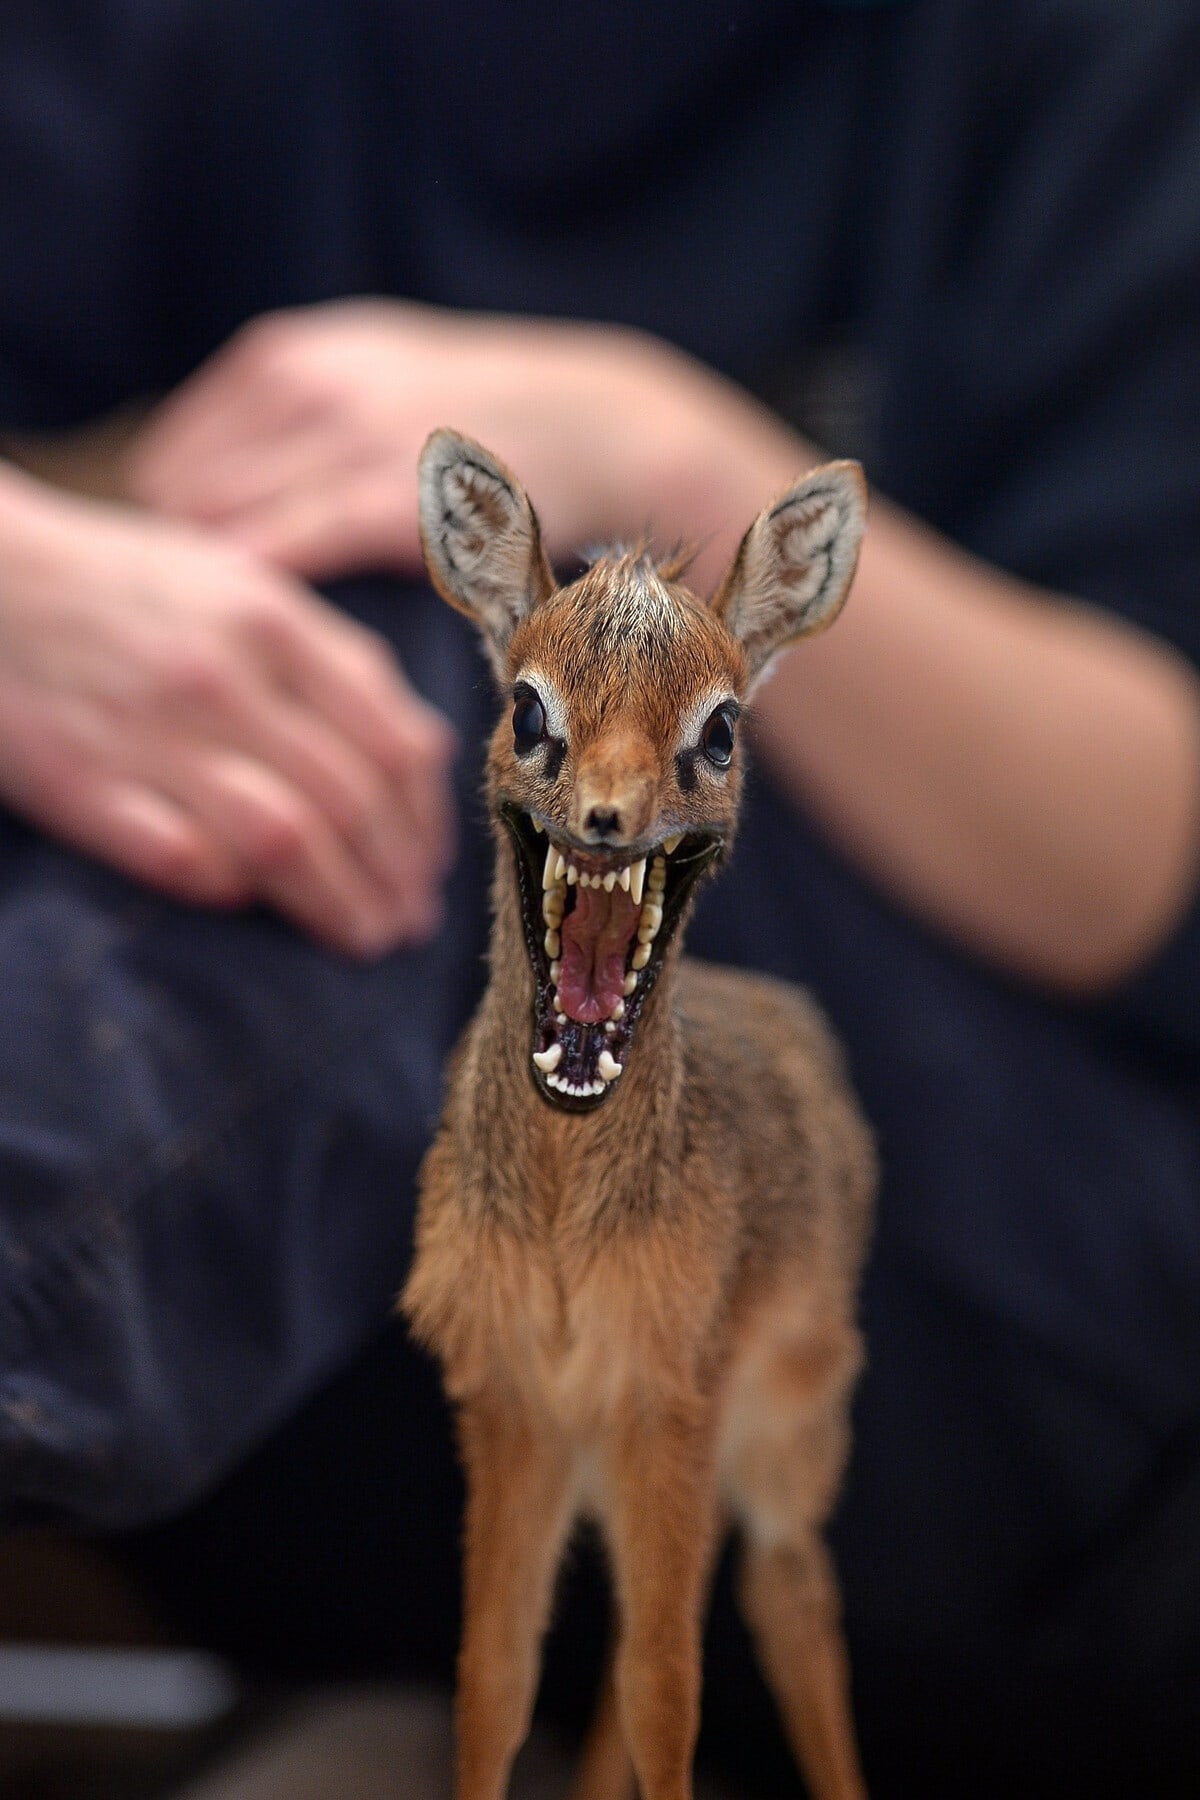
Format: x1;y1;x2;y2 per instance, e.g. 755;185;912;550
1;586;1197;1792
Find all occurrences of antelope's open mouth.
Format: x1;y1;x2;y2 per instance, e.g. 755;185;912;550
500;804;724;1112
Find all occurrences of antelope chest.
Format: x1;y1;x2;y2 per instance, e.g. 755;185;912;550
430;1198;717;1438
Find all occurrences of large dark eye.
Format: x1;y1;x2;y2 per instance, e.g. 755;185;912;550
512;689;547;755
701;704;737;769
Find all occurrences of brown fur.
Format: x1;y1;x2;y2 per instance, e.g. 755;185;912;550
403;431;874;1800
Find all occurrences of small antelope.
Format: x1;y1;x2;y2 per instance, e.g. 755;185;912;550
403;430;875;1800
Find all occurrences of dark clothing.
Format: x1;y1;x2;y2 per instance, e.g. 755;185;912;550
1;2;1199;1793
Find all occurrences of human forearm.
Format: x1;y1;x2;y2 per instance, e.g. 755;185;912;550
598;353;1200;992
748;497;1200;992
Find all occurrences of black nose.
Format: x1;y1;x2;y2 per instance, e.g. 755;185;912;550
585;806;622;839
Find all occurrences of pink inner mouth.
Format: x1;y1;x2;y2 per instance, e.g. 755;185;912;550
559;884;640;1023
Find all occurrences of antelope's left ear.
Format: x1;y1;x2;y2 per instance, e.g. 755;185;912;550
710;461;867;686
417;428;556;680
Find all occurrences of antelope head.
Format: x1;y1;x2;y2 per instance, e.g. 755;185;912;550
417;429;866;1111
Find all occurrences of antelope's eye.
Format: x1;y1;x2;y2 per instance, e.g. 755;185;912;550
512;690;547;754
701;704;737;769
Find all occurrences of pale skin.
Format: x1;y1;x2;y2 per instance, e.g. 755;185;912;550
3;297;1198;984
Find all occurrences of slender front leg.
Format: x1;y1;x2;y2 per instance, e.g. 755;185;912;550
569;1641;635;1800
739;1531;867;1800
600;1405;720;1800
455;1394;576;1800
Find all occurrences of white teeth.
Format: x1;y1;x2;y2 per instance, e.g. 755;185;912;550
533;1043;563;1073
543;843;559;890
609;999;625;1022
663;833;683;855
623;971;638;996
648;856;666;894
544;928;561;959
567;863;579;885
552;1076;602;1098
532;818;545;834
556;1010;567;1024
550;959;562;984
554;851;566;882
631;942;651;970
637;903;663;945
543;892;563;927
628;858;647;906
618;866;631;892
598;1050;623;1082
603;870;617;892
605;1020;616;1034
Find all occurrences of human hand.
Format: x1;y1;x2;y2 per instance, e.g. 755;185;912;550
0;472;456;953
127;300;805;591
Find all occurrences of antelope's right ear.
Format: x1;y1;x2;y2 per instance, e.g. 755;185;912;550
417;429;556;679
711;461;867;687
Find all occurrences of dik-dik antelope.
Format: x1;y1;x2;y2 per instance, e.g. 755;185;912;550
402;429;875;1800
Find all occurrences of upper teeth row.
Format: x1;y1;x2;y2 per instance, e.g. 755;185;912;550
541;834;682;903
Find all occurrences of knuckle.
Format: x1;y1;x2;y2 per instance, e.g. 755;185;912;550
339;777;381;843
232;317;302;395
145;641;232;709
230;584;292;651
344;626;398;689
138;831;209;894
245;803;310;872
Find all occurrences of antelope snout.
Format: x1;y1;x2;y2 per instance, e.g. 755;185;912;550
569;737;657;847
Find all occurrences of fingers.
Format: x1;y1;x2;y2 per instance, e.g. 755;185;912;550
54;781;253;910
128;315;314;497
139;637;458;953
157;749;433;955
252;595;459;879
134;419;342;525
132;563;459;948
126;305;429;578
220;464;419;580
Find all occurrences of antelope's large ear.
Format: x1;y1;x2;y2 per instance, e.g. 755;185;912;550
417;428;556;679
711;461;866;686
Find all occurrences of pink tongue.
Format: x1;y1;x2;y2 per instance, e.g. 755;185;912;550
559;884;639;1023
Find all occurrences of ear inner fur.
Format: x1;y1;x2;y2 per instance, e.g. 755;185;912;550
711;460;866;685
417;428;556;679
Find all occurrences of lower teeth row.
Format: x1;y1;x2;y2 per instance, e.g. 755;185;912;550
545;1072;608;1098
